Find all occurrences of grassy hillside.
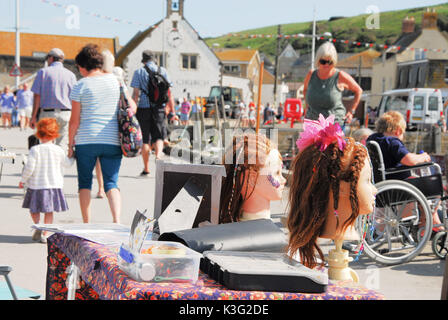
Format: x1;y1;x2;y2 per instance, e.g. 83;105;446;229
205;3;448;59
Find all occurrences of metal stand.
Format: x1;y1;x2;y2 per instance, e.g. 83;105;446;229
0;266;18;300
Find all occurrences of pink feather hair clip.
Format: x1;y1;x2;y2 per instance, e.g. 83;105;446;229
296;114;347;152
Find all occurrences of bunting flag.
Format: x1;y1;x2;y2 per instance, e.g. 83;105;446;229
40;0;152;28
39;0;448;54
225;32;448;53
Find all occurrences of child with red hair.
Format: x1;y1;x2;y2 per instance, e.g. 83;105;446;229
19;118;74;243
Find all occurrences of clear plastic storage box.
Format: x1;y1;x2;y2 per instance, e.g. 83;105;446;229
117;241;202;284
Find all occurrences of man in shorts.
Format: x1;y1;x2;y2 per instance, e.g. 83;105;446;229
131;50;176;177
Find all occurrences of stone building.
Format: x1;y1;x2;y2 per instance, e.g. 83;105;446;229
214;49;262;102
371;9;448;107
116;0;221;100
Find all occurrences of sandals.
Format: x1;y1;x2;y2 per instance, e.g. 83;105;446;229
31;229;42;242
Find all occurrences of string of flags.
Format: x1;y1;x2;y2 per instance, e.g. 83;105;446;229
226;32;448;53
40;0;152;28
39;0;448;54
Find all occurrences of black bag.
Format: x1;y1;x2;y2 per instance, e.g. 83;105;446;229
117;87;143;158
158;219;288;253
142;65;170;108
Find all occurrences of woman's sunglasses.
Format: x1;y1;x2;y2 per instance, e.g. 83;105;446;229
319;59;333;65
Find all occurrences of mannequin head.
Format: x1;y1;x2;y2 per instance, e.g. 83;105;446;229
287;115;376;268
219;133;286;224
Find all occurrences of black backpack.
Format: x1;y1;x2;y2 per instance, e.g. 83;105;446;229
142;65;170;107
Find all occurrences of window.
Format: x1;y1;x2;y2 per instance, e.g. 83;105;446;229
415;49;426;60
153;52;167;68
428;96;439;111
182;54;198;70
398;69;405;87
32;52;47;58
384;95;408;112
417;67;423;84
407;69;413;87
223;65;240;74
413;96;424;111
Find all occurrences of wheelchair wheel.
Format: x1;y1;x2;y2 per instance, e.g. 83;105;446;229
432;231;448;259
361;180;433;265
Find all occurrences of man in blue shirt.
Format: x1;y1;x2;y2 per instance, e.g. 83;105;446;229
131;50;176;177
30;48;77;151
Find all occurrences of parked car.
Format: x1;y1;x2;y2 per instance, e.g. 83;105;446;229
377;88;443;130
204;86;243;118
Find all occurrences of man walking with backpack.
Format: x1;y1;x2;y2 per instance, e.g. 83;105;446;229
131;50;177;177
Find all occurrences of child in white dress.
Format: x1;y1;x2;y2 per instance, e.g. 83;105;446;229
19;118;74;243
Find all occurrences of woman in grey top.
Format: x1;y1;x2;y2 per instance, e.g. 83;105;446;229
303;42;362;125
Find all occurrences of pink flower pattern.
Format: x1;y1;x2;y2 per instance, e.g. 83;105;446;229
296;114;346;152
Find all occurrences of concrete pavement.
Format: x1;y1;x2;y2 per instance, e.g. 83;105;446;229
0;127;445;300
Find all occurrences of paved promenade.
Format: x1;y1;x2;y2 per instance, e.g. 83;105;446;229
0;127;445;300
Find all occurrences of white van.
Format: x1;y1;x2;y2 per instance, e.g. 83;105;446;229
377;88;443;130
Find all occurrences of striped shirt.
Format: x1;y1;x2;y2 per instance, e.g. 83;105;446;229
16;89;34;109
130;61;172;109
21;142;74;190
31;61;77;110
70;73;120;146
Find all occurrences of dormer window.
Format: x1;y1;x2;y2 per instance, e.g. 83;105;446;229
415;48;426;60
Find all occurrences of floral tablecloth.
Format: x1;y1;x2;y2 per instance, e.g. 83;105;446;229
45;233;384;300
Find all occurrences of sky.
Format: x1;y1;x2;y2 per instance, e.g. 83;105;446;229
0;0;447;47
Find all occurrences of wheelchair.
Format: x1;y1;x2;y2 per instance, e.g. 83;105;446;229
358;140;448;265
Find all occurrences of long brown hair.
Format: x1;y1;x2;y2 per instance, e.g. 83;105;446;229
219;133;273;224
286;137;368;268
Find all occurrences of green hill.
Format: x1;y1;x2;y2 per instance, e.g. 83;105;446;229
205;3;448;59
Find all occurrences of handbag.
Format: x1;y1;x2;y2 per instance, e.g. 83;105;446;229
117;87;143;157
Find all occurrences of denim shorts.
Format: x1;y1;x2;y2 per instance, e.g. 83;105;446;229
75;144;122;193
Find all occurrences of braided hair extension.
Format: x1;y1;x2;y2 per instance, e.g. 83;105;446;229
338;141;368;234
219;134;273;224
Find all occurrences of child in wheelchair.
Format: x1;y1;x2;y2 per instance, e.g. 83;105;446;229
366;111;444;233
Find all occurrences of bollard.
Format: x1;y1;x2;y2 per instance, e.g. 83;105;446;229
432;126;442;154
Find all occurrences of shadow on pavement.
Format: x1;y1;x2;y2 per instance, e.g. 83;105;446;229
349;251;445;277
0;234;36;244
391;261;446;277
0;192;24;199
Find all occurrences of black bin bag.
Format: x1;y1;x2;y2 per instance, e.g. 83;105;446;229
158;219;287;253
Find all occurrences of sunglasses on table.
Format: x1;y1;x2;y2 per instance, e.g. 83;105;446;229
319;59;333;65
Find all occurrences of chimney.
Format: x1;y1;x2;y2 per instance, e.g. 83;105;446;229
402;16;415;33
422;8;438;29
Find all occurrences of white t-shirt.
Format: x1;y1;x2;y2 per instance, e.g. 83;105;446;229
21;142;74;189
